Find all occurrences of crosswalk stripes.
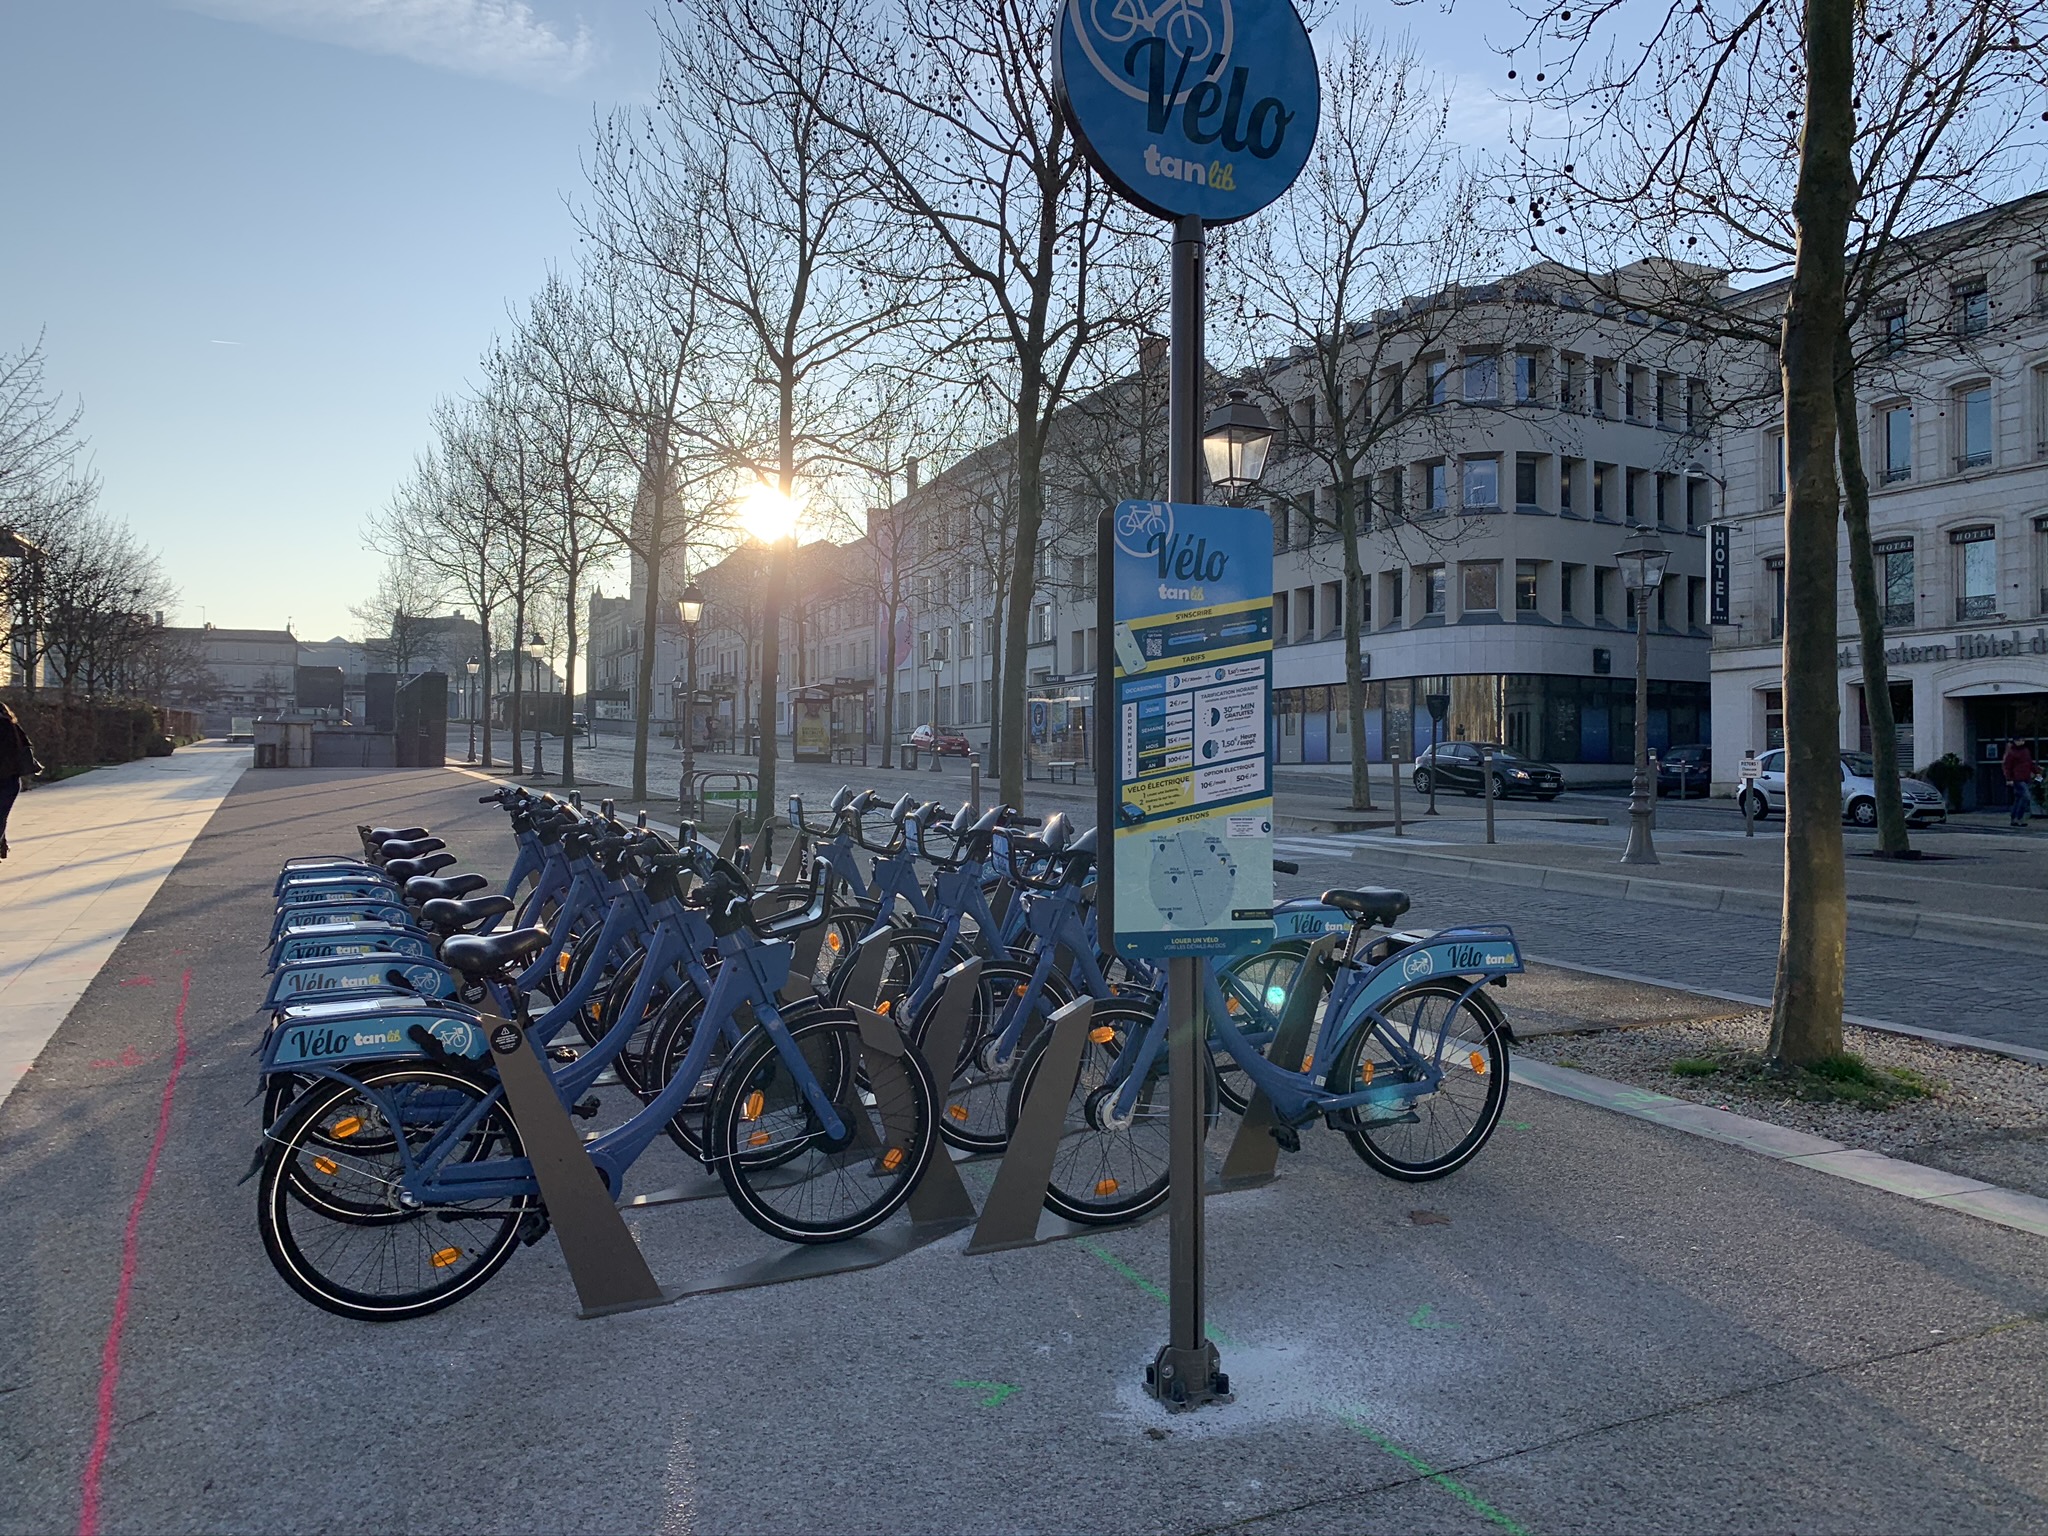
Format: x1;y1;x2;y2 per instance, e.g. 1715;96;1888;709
1273;830;1455;861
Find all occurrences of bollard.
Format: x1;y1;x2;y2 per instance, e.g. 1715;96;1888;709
969;752;982;817
1390;750;1404;837
1481;746;1496;845
1648;751;1659;829
1742;775;1755;837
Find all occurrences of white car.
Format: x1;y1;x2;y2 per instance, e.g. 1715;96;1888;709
1738;748;1947;827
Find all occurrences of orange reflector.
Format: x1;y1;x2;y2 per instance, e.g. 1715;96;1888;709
1094;1178;1120;1196
1301;1055;1314;1072
877;998;892;1015
430;1247;461;1269
331;1116;362;1139
881;1147;904;1171
312;1156;337;1176
1469;1052;1488;1075
1013;985;1028;998
1358;1062;1374;1086
947;1104;969;1121
749;1130;771;1147
743;1090;765;1121
827;932;843;952
1088;1026;1115;1044
557;952;571;974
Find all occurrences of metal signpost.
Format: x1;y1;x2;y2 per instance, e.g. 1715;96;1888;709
1058;0;1318;1413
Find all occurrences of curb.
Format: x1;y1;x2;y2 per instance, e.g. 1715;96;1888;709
1325;842;2048;957
1517;1058;2048;1241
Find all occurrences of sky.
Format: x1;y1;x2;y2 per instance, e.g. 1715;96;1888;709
0;0;1520;643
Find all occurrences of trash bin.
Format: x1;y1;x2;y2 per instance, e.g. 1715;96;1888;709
899;742;918;770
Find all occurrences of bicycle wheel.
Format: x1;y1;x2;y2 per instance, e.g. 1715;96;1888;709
584;949;685;1101
646;988;827;1159
827;918;954;1017
813;903;880;994
1214;942;1314;1114
1006;998;1215;1226
1328;981;1509;1181
910;960;1074;1154
708;1010;938;1243
258;1063;533;1320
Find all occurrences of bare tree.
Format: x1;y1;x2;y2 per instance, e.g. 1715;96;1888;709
351;556;449;674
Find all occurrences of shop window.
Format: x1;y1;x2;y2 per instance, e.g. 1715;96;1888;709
1952;525;1997;620
1876;538;1914;628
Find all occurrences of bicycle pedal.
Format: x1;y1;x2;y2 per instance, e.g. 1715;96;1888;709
1268;1123;1302;1154
546;1045;580;1064
517;1208;552;1247
570;1096;601;1119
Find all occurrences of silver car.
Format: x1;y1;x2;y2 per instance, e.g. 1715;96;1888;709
1738;748;1947;827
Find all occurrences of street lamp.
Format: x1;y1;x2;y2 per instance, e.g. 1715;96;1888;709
1616;523;1671;866
928;650;944;772
526;632;548;779
677;580;703;803
464;657;479;763
1201;390;1276;505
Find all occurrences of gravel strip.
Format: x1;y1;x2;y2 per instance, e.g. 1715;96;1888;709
1519;1009;2048;1199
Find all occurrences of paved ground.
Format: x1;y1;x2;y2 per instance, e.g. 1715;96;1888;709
3;766;2045;1534
0;743;247;1108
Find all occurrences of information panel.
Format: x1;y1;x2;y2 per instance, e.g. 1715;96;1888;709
1110;500;1274;959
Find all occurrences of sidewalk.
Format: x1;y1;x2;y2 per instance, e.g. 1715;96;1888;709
0;741;247;1108
4;763;2047;1534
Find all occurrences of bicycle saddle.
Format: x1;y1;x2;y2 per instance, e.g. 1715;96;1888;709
403;873;490;903
1070;827;1097;856
830;785;855;813
365;826;429;847
378;836;446;862
419;894;516;933
888;792;918;821
1320;887;1411;927
1039;813;1073;852
384;852;457;881
847;789;881;818
440;927;549;979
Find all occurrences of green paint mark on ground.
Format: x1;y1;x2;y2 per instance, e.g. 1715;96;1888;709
1506;1121;1532;1130
1340;1412;1534;1536
1407;1303;1455;1330
951;1380;1017;1407
1075;1239;1239;1348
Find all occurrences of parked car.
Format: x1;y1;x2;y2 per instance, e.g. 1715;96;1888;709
1656;744;1711;798
909;723;971;758
570;712;589;739
1411;743;1563;800
1736;748;1948;827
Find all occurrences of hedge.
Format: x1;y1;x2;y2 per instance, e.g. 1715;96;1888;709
1;694;169;769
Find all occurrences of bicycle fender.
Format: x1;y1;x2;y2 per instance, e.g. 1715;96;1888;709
267;927;433;971
264;1008;491;1073
1353;927;1522;1016
263;957;460;1009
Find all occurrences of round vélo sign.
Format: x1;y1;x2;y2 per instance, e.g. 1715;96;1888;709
1052;0;1320;225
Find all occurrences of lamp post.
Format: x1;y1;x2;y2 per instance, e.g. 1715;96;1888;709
928;651;944;771
1616;524;1671;866
677;581;703;804
1424;691;1449;815
464;658;479;763
526;633;547;778
1200;390;1276;507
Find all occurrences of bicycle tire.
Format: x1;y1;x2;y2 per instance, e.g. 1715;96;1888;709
708;1009;938;1243
646;988;828;1159
909;959;1075;1153
1328;981;1509;1181
1005;998;1215;1226
258;1063;533;1320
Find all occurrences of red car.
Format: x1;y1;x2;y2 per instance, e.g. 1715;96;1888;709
910;724;972;757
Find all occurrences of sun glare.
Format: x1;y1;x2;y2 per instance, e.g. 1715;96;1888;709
740;481;799;543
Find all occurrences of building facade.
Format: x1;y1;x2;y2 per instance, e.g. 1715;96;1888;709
1709;197;2048;807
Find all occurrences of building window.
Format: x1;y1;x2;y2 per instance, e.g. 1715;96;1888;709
1877;304;1907;356
1421;566;1446;616
1515;561;1539;613
1515;455;1540;509
2035;255;2048;314
1321;581;1342;637
1272;501;1291;551
1686;378;1706;432
1559;457;1577;515
1875;538;1914;629
1463;457;1500;510
1764;688;1785;750
1593;567;1609;620
1953;276;1989;337
1462;562;1499;612
1426;356;1450;407
2033;364;2048;460
1272;590;1290;644
1767;431;1786;499
1560;354;1581;412
1952;525;1997;620
1514;353;1539;404
1294;587;1316;643
1423;461;1448;512
1957;384;1993;470
1591;363;1608;416
1880;403;1912;482
1355;572;1371;629
1592;462;1612;520
1070;629;1087;673
2036;516;2048;615
1463;352;1498;402
1385;569;1403;622
1376;469;1403;524
1765;554;1785;639
1561;563;1579;616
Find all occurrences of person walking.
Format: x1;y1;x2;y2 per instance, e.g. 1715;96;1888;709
2002;737;2037;828
0;702;45;859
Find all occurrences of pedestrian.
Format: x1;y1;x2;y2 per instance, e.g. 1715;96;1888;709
2002;737;2037;828
0;702;45;859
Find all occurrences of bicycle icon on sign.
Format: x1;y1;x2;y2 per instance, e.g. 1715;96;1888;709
1072;0;1235;103
1114;500;1172;558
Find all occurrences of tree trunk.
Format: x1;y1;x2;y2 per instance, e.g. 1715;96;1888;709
509;591;526;776
997;378;1045;808
754;388;796;835
560;578;580;787
630;461;666;803
1835;358;1910;856
1768;0;1856;1068
1338;483;1375;810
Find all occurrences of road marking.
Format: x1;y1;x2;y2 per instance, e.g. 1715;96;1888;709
77;969;192;1536
1075;1239;1238;1348
1338;1412;1536;1536
950;1380;1018;1407
1408;1303;1455;1330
